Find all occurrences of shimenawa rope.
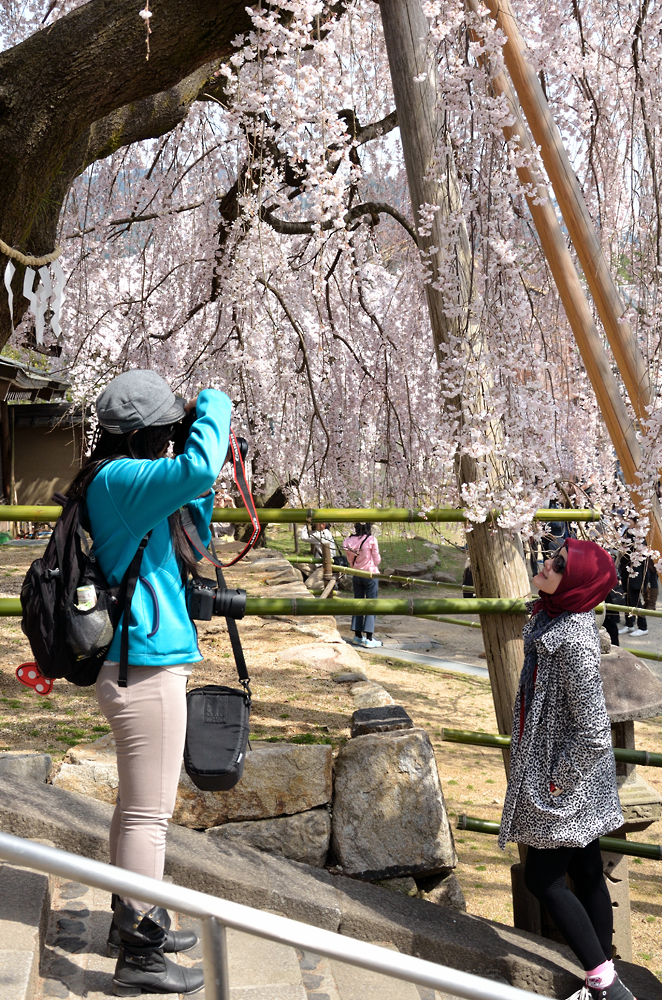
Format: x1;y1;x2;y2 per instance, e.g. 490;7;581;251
0;238;62;268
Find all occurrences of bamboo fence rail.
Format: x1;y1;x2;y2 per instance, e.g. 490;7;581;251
441;727;662;767
0;506;602;524
457;815;661;861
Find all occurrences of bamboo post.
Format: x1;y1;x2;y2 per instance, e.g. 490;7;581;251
481;0;662;560
322;542;333;586
380;0;529;742
482;0;651;423
293;523;299;554
464;0;662;551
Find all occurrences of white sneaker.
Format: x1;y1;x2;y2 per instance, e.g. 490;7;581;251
363;638;382;648
618;626;632;634
629;628;648;637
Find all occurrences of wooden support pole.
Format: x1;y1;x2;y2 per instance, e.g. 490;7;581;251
0;401;10;504
465;0;662;551
482;0;651;421
379;0;529;741
321;542;333;586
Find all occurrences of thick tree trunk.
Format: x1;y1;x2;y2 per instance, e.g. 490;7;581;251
0;0;255;345
465;521;528;735
379;0;530;743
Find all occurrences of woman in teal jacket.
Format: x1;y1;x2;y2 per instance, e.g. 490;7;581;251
68;370;230;997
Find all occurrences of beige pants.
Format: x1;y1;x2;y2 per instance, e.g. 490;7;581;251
96;661;188;910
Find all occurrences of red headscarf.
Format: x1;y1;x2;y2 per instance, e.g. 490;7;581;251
534;537;617;618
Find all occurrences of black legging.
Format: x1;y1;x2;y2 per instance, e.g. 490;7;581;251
524;840;612;970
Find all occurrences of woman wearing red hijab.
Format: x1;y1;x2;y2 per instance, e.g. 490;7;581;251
499;539;635;1000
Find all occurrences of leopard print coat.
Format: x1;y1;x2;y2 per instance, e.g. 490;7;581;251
499;610;623;850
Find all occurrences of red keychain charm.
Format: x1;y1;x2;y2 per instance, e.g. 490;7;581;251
16;662;53;696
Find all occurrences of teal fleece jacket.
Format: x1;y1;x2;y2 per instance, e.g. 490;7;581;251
86;389;232;665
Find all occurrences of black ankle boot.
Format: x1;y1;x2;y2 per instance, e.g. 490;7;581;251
112;901;204;996
107;900;198;958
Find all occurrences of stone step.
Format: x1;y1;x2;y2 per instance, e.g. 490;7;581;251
34;876;446;1000
0;858;51;1000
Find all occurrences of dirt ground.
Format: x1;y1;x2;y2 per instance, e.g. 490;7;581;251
1;539;662;984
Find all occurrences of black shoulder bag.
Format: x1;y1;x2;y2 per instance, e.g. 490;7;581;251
180;511;254;792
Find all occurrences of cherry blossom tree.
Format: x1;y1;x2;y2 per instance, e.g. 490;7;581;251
0;0;659;542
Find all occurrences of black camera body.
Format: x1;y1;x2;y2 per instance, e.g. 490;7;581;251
187;579;247;621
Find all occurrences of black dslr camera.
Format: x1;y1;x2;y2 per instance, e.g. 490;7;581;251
186;578;247;621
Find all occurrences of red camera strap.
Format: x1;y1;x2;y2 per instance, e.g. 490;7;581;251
180;429;261;568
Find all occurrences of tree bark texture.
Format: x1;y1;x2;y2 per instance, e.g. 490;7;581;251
0;0;257;343
379;0;530;743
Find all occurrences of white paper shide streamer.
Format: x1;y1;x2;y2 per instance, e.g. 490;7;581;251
3;261;15;333
3;255;65;345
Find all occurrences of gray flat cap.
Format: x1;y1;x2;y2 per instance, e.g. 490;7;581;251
96;369;186;434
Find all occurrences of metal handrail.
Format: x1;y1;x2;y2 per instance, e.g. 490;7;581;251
0;831;551;1000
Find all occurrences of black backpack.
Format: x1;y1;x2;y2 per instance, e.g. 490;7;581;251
20;468;149;687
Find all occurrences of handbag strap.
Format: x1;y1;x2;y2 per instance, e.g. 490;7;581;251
213;556;251;701
178;509;252;698
118;532;152;688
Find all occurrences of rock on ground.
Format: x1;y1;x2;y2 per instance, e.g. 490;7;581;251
259;565;304;585
52;736;118;804
350;706;413;737
305;566;325;591
174;741;333;828
374;876;418;897
206;807;331;867
53;736;333;830
331;728;457;879
278;641;363;673
332;669;368;683
0;752;52;783
417;870;467;911
392;553;439;577
350;681;395;708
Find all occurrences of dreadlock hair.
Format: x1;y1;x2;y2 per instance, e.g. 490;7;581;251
66;423;199;579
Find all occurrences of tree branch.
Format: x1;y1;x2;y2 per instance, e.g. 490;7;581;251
261;201;417;243
67;200;206;238
256;276;331;463
338;109;398;145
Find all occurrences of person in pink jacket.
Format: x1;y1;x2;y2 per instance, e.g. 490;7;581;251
343;522;382;647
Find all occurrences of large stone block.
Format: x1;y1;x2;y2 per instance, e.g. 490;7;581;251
174;742;333;828
53;736;333;830
0;752;52;783
206;807;331;867
617;771;662;833
278;641;363;673
331;728;457;879
350;681;394;709
52;736;118;804
417;871;467;911
350;706;413;737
